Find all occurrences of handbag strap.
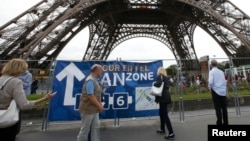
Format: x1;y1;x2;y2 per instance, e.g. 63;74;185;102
160;75;164;83
0;77;13;90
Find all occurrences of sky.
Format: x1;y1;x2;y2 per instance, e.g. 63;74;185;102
0;0;249;67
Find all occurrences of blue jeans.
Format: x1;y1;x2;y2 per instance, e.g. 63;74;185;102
77;113;100;141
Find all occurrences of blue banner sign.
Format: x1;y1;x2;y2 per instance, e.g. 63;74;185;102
48;60;163;121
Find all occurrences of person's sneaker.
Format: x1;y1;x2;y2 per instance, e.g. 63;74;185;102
156;129;165;134
164;133;175;140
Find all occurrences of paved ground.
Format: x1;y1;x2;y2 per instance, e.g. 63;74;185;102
16;106;250;141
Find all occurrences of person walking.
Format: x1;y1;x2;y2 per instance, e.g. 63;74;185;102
208;59;228;125
19;70;32;96
77;64;104;141
154;67;174;140
0;58;56;141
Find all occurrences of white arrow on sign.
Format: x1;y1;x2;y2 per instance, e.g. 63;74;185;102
56;62;85;106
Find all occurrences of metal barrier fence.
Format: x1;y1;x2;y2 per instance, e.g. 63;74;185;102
1;58;250;130
164;57;250;122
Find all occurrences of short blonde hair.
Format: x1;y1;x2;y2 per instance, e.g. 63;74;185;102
157;67;167;77
2;58;28;76
0;63;6;76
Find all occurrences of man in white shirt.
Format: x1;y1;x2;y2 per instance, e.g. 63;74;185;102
208;59;228;125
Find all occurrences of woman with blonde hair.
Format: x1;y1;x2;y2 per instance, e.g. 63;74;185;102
0;58;55;141
154;67;175;140
0;63;6;76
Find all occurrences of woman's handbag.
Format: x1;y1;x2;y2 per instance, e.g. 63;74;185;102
0;77;20;128
0;100;19;128
150;81;164;96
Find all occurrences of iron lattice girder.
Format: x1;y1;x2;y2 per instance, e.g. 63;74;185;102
84;21;198;63
179;0;250;48
0;0;249;69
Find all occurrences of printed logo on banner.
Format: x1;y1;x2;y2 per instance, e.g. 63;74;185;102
56;62;85;106
135;87;158;111
112;92;132;109
48;60;162;121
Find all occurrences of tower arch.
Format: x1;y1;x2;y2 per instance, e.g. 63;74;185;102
0;0;249;70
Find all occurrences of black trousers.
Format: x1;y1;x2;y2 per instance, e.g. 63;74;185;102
211;89;228;125
159;102;174;134
0;112;21;141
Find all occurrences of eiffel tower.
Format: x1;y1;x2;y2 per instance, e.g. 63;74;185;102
0;0;249;70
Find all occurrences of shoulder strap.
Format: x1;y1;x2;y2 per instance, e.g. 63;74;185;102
0;77;13;90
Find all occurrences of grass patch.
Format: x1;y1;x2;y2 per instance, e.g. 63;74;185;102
27;94;49;108
169;85;250;102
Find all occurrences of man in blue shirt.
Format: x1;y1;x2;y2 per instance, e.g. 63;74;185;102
208;59;228;125
19;70;32;96
77;64;104;141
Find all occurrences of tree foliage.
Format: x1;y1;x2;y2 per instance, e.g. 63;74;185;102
233;45;250;66
166;64;177;76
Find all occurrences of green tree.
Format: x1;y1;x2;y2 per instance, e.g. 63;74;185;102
224;62;230;69
234;45;250;66
166;64;177;76
217;63;225;71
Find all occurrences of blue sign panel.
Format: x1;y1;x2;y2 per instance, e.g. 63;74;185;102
48;60;162;121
